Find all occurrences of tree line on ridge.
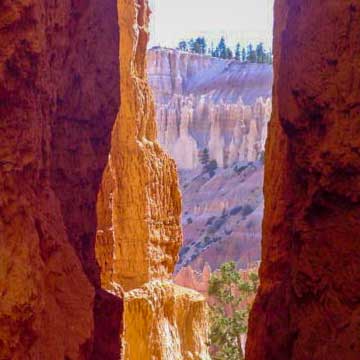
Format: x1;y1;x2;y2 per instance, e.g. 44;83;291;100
177;36;272;64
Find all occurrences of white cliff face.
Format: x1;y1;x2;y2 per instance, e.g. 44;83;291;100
148;48;273;170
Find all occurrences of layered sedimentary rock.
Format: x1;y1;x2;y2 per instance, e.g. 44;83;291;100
148;48;273;169
247;1;360;359
96;1;210;359
0;1;120;358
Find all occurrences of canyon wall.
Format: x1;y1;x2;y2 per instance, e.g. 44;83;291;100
148;48;272;169
0;0;209;359
247;1;360;359
0;1;120;358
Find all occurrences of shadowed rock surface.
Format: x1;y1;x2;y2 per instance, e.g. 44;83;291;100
246;1;360;359
0;1;120;358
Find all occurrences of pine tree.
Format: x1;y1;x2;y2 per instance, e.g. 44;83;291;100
242;48;246;62
216;37;228;59
265;48;273;64
226;47;233;59
235;43;241;61
199;148;210;167
178;41;187;52
208;262;259;360
256;42;266;63
188;38;195;53
246;44;256;63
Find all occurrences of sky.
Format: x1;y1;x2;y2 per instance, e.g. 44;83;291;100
149;0;274;50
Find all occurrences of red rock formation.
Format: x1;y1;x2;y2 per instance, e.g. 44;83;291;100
175;264;212;296
0;0;120;358
247;1;360;359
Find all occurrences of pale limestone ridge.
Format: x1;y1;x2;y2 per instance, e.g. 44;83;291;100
148;48;273;169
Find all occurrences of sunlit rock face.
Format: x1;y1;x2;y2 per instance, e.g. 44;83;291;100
124;281;209;360
247;1;360;359
96;1;210;359
148;48;273;170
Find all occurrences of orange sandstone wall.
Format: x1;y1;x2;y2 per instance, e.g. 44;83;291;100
96;0;182;292
0;0;120;359
246;1;360;359
96;1;210;359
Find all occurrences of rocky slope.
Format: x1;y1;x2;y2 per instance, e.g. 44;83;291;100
148;48;273;169
246;1;360;359
148;48;272;272
177;162;264;272
0;1;209;359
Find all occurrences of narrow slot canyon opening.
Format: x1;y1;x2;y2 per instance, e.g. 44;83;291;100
94;0;274;358
2;0;358;359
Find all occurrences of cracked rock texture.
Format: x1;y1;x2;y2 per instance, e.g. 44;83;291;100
148;48;272;169
96;1;210;359
246;1;360;359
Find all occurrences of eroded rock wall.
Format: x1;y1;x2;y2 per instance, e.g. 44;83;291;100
247;1;360;359
148;48;273;169
0;0;120;358
124;281;209;360
96;1;210;359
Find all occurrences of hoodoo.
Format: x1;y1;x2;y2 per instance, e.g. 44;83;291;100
1;0;360;359
148;48;272;170
96;0;210;359
246;1;360;359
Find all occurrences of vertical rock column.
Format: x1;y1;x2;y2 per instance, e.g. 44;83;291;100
246;1;360;359
96;0;210;359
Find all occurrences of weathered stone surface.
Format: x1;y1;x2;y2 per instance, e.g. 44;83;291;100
96;0;182;293
148;48;272;169
124;280;210;360
247;1;360;359
0;0;120;358
95;1;210;358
